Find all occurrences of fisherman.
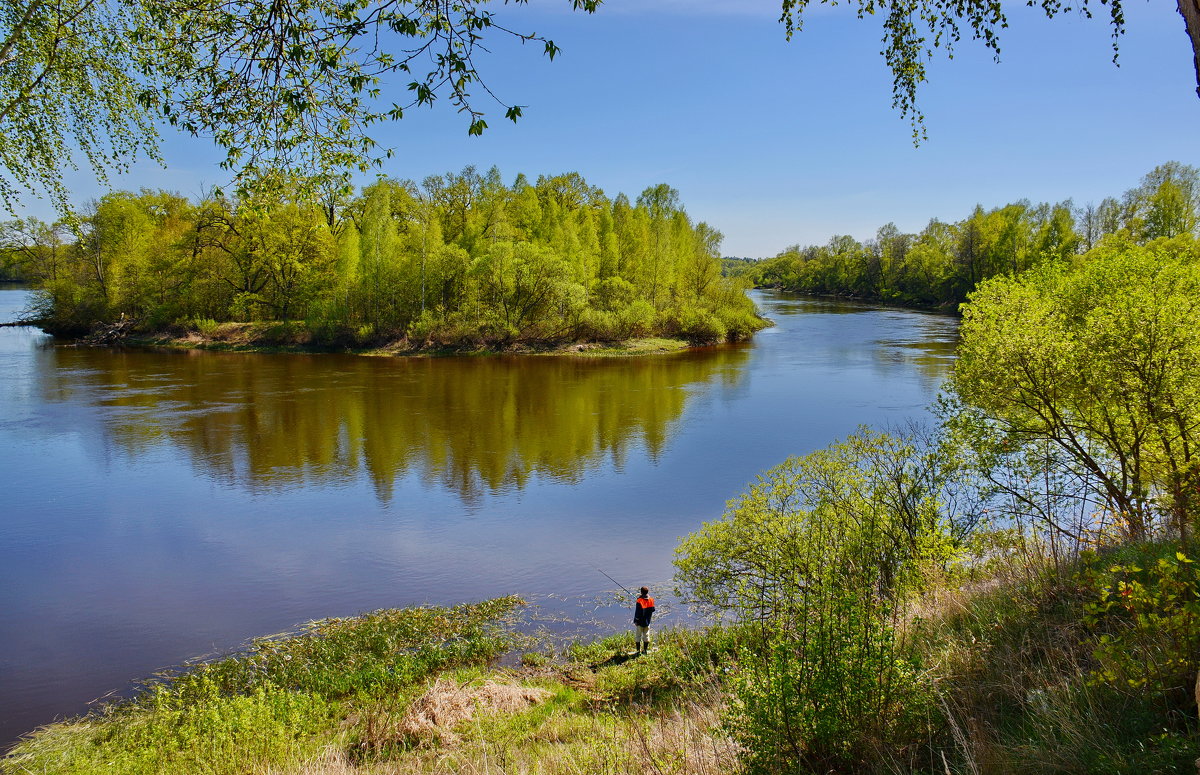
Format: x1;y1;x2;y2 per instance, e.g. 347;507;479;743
633;586;655;654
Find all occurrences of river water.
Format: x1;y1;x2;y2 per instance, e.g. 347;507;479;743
0;286;957;745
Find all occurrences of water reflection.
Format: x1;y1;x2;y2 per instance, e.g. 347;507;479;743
40;346;751;504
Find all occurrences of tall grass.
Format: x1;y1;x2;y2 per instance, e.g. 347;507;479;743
913;539;1200;775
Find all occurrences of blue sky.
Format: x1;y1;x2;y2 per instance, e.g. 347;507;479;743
41;0;1200;257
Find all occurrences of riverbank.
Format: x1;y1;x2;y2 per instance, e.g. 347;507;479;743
55;318;762;357
1;596;742;775
753;284;961;315
134;327;700;357
6;542;1198;774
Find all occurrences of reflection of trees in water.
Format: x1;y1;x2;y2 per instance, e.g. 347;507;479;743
775;295;959;388
45;347;750;503
879;336;958;387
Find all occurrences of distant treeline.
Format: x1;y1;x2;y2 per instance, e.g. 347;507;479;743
745;162;1200;308
720;256;758;277
0;168;764;345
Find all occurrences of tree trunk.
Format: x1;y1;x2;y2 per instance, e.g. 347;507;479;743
1181;0;1200;98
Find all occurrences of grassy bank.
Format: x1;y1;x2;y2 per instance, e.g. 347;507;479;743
4;544;1195;772
915;539;1200;774
2;599;742;775
5;541;1198;774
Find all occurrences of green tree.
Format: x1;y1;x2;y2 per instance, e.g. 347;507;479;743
1124;162;1200;241
27;168;767;347
0;0;602;210
0;0;160;211
950;236;1200;540
0;216;68;281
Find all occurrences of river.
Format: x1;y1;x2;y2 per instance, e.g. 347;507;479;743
0;286;957;745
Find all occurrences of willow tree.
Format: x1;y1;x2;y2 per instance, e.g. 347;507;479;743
0;0;601;211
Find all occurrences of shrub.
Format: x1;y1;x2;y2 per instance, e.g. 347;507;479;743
676;429;965;773
675;308;727;344
731;617;936;774
618;300;655;339
1082;547;1200;706
189;317;220;337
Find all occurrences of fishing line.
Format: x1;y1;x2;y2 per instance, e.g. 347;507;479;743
591;564;633;596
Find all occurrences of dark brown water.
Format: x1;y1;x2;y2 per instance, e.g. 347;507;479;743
0;287;957;745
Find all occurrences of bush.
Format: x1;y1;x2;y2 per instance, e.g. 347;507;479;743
675;429;964;773
720;307;767;342
618;300;655;339
189;317;220;337
675;308;727;344
730;603;937;774
1082;547;1200;706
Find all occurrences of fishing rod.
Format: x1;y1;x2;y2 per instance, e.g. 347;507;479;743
592;565;634;596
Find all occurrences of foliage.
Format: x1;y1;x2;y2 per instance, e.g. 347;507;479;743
751;162;1199;310
0;0;162;212
18;170;765;347
0;0;600;209
918;543;1200;775
1082;547;1200;704
950;235;1200;541
4;0;1194;209
675;429;968;773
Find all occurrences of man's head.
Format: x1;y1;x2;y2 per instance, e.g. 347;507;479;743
639;586;649;597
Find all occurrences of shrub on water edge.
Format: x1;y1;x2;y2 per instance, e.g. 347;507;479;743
674;308;727;345
720;307;766;342
188;316;219;337
32;281;108;336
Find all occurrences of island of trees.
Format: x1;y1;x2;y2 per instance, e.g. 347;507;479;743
0;169;765;350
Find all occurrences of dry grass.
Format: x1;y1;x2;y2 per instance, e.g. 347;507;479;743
271;691;739;775
398;678;554;744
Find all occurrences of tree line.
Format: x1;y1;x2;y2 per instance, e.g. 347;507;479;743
0;168;764;347
746;161;1200;308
